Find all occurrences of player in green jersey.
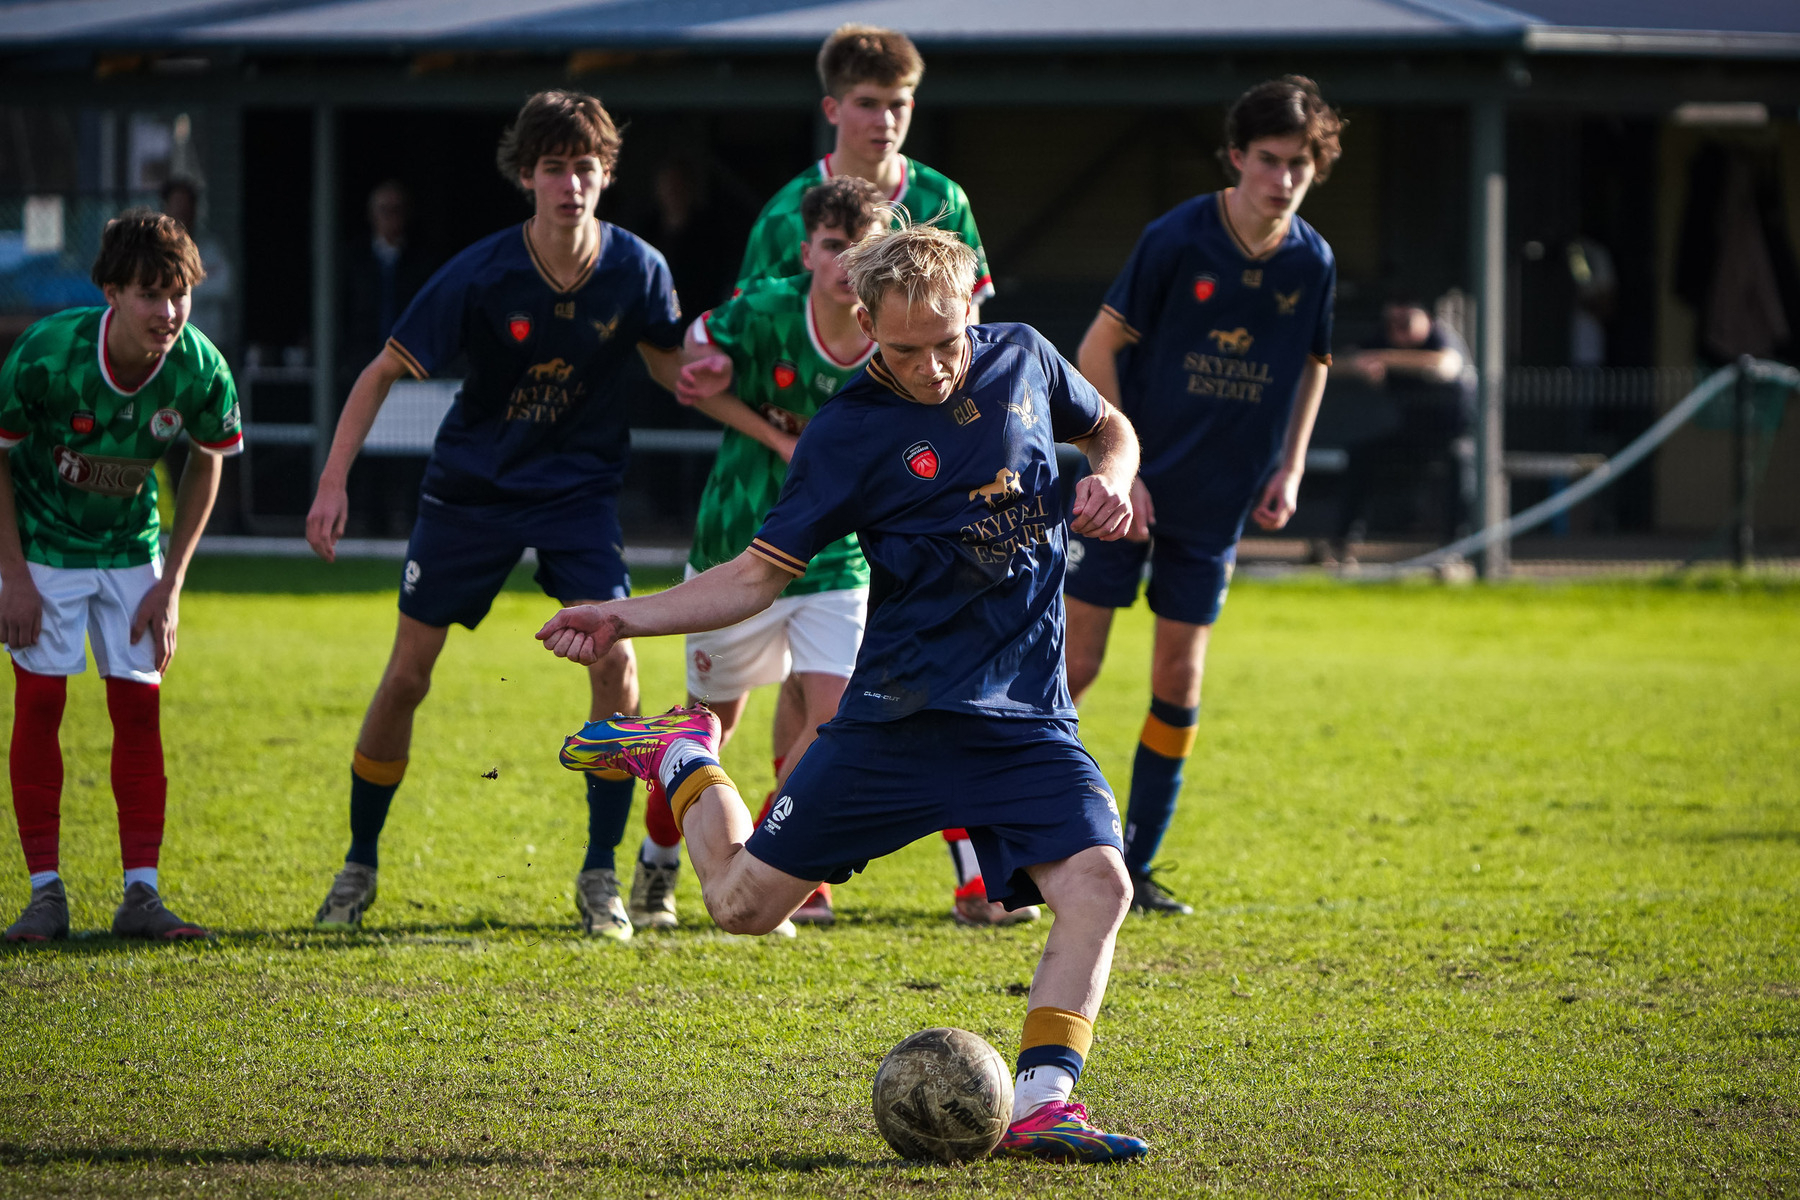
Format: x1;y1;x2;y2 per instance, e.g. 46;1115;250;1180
0;210;241;943
618;177;879;932
734;24;993;309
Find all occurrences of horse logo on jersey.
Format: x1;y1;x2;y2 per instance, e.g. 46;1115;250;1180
1275;288;1303;315
903;440;939;480
70;411;95;435
772;359;798;390
1207;327;1255;356
969;468;1024;508
760;405;807;436
1192;274;1218;303
528;358;573;382
507;312;532;343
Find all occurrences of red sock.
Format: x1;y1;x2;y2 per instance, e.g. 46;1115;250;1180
106;678;166;872
10;665;66;875
943;827;970;843
643;779;680;848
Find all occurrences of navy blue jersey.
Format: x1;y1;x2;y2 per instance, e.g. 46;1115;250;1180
1104;192;1335;543
385;221;682;525
749;323;1104;723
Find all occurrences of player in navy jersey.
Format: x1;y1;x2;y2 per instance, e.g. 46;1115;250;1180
1065;77;1343;915
304;91;684;940
537;222;1150;1163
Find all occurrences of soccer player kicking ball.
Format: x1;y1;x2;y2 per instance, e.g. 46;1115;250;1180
541;221;1149;1162
0;210;242;942
623;176;882;933
306;91;683;939
1064;77;1342;915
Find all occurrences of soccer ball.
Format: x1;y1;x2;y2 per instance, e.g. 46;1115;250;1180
871;1027;1014;1164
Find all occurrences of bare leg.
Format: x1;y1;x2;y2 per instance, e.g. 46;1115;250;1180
679;783;818;933
771;673;807;763
1020;845;1133;1019
1063;597;1116;705
689;692;749;750
773;672;846;791
355;614;450;760
1149;617;1210;708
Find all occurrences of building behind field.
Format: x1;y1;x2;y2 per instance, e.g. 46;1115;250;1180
1;1;1798;559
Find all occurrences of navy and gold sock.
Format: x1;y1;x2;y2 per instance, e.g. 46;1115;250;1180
346;752;406;869
1122;697;1198;877
582;770;635;873
1013;1006;1094;1118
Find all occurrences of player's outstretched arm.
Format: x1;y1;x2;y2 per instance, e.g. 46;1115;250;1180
1069;403;1139;542
305;347;412;563
538;550;791;666
0;456;42;650
130;446;222;674
1253;357;1329;531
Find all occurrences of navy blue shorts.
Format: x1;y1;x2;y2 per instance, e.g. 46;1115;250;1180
1063;532;1236;627
745;710;1123;910
397;505;630;630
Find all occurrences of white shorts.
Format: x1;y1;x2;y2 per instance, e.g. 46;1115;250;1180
2;560;162;684
684;566;867;703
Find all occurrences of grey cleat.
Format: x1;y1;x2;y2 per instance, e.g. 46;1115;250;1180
315;862;378;928
627;854;679;930
575;868;633;941
5;879;70;944
113;881;211;940
1130;868;1193;916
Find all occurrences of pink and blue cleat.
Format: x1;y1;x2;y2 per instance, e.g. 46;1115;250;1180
996;1102;1149;1164
559;704;721;782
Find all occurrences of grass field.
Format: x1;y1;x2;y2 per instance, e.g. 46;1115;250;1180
0;560;1795;1197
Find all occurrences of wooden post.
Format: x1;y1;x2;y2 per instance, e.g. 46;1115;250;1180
1470;100;1508;578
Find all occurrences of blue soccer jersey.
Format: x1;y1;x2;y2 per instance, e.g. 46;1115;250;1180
748;323;1104;723
1103;192;1335;543
385;221;683;525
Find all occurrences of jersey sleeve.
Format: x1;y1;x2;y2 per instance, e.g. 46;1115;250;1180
1032;330;1107;442
639;249;684;350
1101;221;1178;344
1309;260;1337;364
0;328;40;449
734;201;802;293
186;353;244;457
942;179;995;305
748;413;867;577
384;257;472;379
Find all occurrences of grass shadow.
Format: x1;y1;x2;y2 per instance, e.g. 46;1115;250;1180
0;1144;890;1175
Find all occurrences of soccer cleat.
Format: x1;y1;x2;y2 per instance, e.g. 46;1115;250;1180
575;868;633;941
996;1101;1149;1163
5;879;70;943
315;862;378;928
952;877;1041;927
770;917;798;938
1130;868;1193;916
790;882;835;926
112;882;211;940
560;704;720;785
628;853;680;930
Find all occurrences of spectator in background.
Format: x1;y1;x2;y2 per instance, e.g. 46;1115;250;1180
340;181;435;536
639;155;747;316
159;177;235;356
1327;298;1474;560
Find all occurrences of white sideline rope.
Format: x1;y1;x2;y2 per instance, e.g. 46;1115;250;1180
1388;359;1800;573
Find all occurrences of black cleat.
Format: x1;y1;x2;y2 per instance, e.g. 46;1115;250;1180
1130;869;1193;916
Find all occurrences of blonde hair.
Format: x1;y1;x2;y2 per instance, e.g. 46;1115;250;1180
840;209;976;320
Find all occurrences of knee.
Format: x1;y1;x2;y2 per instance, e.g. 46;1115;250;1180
379;663;432;710
591;640;638;693
1065;648;1105;698
1067;850;1133;928
707;894;781;936
1149;657;1203;706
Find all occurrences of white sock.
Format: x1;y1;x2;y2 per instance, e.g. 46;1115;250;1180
1011;1065;1075;1121
951;839;981;887
123;867;158;892
655;738;715;793
29;870;60;891
640;836;681;867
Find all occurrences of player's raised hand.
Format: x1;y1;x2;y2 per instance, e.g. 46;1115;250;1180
1125;477;1154;543
537;604;626;666
1070;474;1133;542
129;576;179;673
0;570;43;649
305;479;350;563
675;354;733;407
1251;467;1302;530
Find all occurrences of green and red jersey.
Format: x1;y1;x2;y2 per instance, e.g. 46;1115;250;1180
0;307;241;568
735;155;993;303
688;274;874;596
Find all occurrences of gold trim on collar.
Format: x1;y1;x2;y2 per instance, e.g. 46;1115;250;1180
523;219;601;295
1218;190;1290;263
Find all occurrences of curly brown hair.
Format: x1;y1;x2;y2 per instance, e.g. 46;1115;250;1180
800;176;883;241
1219;76;1345;184
495;90;622;190
90;208;205;291
816;24;924;98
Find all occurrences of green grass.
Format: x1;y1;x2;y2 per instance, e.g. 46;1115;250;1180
1;562;1795;1197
